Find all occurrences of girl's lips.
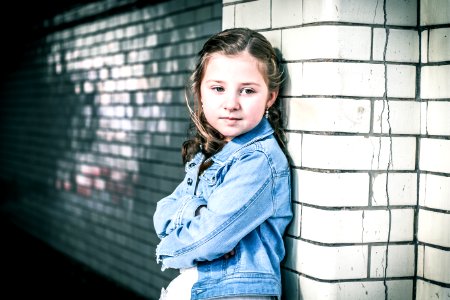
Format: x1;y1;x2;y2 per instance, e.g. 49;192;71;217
220;117;242;125
220;116;241;120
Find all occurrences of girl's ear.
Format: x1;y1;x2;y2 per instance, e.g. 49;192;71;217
266;90;278;108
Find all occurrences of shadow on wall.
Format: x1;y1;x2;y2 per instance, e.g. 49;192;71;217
0;0;222;297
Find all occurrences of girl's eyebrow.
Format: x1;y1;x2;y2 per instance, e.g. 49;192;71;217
204;79;261;86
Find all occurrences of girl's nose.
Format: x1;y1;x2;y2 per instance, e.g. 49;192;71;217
223;92;240;111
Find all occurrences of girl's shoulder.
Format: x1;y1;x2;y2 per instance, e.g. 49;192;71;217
228;135;289;174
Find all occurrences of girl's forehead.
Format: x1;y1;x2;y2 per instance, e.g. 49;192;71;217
207;51;258;64
204;51;267;79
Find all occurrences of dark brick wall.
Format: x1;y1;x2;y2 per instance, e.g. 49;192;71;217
0;0;222;298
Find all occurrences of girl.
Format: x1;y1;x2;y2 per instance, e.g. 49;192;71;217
153;28;292;300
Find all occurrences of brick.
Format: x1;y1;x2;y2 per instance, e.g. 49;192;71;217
301;207;364;243
295;276;413;299
282;62;303;96
373;100;421;134
303;0;417;26
416;245;425;277
418;245;450;284
301;134;416;171
260;30;282;53
429;28;450;62
293;169;370;207
370;244;415;277
272;0;302;28
421;0;450;25
421;30;429;63
421;65;450;99
373;29;419;63
420;173;450;211
284;98;371;133
418;209;450;248
284;238;368;280
416;279;450;300
282;26;371;61
420;138;450;174
426;101;450;135
371;173;417;206
362;209;415;242
302;62;385;97
286;132;302;166
387;0;418;26
222;4;234;29
302;0;383;24
235;0;270;30
386;64;416;98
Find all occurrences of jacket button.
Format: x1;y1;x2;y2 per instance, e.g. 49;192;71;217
187;178;193;185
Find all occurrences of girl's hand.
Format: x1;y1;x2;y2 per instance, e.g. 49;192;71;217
222;249;235;259
195;205;207;216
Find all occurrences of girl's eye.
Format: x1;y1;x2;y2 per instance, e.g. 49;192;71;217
212;86;225;93
240;88;255;95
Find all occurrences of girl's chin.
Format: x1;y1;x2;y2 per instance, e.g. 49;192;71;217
219;130;248;141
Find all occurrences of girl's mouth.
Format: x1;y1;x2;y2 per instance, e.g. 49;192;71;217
220;116;241;120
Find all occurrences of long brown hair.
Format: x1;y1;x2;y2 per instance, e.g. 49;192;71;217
182;28;286;164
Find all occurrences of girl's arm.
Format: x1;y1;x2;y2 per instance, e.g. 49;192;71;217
156;150;288;269
153;181;207;239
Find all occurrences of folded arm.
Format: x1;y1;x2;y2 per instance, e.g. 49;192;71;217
156;151;275;269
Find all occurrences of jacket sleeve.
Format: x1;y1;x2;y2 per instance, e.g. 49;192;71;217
153;179;207;239
156;150;276;269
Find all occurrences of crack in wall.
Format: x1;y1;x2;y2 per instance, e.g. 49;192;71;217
380;0;393;299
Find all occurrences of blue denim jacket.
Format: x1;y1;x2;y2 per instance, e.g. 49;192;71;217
153;118;292;299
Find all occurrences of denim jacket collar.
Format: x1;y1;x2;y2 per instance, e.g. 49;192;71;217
211;118;274;164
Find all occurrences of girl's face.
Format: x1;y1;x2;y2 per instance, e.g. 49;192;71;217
200;51;277;141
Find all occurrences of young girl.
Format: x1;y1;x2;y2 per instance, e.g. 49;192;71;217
153;28;292;300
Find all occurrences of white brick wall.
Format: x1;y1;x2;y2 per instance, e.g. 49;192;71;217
428;28;450;62
293;169;369;207
272;0;302;28
370;244;415;277
419;173;450;211
373;29;419;63
421;0;450;25
416;279;450;300
301;207;414;243
425;101;450;135
419;3;450;294
282;26;371;60
372;172;417;206
284;238;368;280
234;0;271;29
417;245;450;284
284;98;371;133
421;65;450;99
222;0;450;299
373;100;421;134
285;274;413;299
300;135;416;171
300;62;385;97
362;209;414;242
420;138;450;174
418;209;450;248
